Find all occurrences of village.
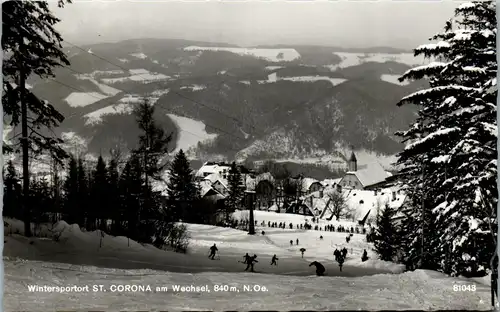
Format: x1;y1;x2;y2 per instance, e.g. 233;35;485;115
190;151;407;227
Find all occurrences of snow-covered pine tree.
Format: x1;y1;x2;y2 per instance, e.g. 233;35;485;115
225;162;243;224
166;150;200;223
396;0;497;276
91;156;109;231
3;161;22;219
373;205;400;261
2;0;72;237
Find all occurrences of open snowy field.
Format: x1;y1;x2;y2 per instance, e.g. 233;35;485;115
167;114;218;153
194;211;405;272
184;46;301;62
326;52;427;71
4;258;491;311
4;215;401;274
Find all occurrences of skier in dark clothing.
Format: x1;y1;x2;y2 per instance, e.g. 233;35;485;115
334;249;340;261
209;244;218;260
296;238;299;245
361;249;368;262
337;255;345;271
342;247;348;258
243;253;251;264
245;254;258;272
290;240;293;246
271;254;278;265
309;261;326;276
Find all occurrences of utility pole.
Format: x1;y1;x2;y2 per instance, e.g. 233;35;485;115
19;40;32;237
245;190;256;235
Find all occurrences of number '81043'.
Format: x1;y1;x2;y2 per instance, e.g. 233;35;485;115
453;284;476;292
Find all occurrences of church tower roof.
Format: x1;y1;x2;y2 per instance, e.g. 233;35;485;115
349;151;357;162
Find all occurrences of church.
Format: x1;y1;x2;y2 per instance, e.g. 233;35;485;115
338;152;393;190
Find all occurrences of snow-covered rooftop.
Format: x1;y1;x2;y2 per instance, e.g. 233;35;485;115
344;162;390;188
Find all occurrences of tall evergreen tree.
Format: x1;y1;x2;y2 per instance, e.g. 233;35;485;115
119;156;143;241
166;150;200;223
51;156;63;223
91;156;109;231
107;158;121;234
373;205;400;262
63;156;79;225
3;160;22;219
225;162;243;224
132;99;172;211
30;176;52;234
77;158;90;230
396;1;497;276
2;0;71;236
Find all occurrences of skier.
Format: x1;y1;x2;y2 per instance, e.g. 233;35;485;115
290;240;293;246
319;235;323;240
342;247;348;258
208;244;218;260
296;238;299;245
300;247;306;258
309;261;326;276
243;253;250;264
270;254;278;265
334;249;340;261
245;254;258;272
361;249;368;262
337;255;345;272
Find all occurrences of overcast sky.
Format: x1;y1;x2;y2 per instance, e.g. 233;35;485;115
51;0;466;50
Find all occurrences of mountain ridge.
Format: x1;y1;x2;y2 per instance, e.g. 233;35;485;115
6;38;427;176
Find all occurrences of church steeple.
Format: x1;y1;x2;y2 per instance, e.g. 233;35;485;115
348;151;357;172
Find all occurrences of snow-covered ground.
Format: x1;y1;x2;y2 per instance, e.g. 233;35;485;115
180;84;207;92
130;52;147;59
63;92;109;107
257;72;346;87
265;66;284;71
4;258;491;311
75;74;122;96
281;76;346;87
100;68;170;84
184;46;301;62
380;74;411;86
84;104;134;126
83;90;169;125
326;52;427;71
167;114;218;153
4;217;492;311
229;210;400;269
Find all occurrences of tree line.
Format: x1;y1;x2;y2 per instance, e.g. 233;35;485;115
3;100;247;251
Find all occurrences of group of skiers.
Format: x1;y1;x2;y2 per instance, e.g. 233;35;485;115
289;238;299;246
208;241;365;276
240;253;279;272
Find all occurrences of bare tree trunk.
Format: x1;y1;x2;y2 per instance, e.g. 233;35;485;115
19;52;32;237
